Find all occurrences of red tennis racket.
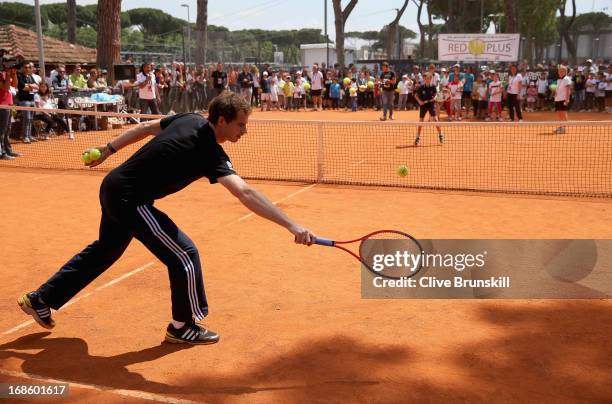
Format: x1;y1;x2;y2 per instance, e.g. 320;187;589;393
314;230;424;279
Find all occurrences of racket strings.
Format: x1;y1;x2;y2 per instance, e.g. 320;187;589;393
358;231;424;279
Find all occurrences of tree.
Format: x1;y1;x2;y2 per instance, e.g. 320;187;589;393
384;0;409;59
558;0;577;63
429;0;502;33
127;8;184;36
195;0;208;65
516;0;558;67
415;0;426;57
427;0;436;58
574;12;611;59
67;0;76;44
332;0;358;69
96;0;121;83
503;0;517;33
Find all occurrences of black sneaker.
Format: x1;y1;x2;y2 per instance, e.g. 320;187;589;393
439;133;445;144
414;137;420;146
18;292;55;329
165;321;219;345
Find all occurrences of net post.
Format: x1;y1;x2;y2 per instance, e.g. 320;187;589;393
316;121;325;183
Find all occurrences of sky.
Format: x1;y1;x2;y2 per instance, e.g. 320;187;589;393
6;0;612;41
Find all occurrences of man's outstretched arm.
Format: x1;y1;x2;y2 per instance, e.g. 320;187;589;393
86;119;163;167
218;174;315;245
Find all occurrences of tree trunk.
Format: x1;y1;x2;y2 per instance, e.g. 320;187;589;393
427;0;435;59
96;0;121;83
332;0;358;69
503;0;516;33
446;0;455;32
385;0;409;59
558;0;576;64
67;0;76;44
195;0;208;65
416;0;425;58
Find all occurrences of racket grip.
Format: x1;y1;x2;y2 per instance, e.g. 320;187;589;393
314;237;335;247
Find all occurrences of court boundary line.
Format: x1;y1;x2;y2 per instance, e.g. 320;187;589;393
2;179;325;338
1;261;157;337
0;368;201;404
237;159;365;222
0;180;324;402
238;183;318;222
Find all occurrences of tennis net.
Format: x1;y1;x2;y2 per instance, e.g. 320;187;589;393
1;105;611;198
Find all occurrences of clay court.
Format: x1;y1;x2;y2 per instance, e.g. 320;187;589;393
1;109;611;403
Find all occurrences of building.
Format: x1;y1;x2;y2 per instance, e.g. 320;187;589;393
543;24;612;62
300;43;356;68
0;24;97;69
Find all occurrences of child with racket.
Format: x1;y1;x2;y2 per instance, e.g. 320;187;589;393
414;73;444;146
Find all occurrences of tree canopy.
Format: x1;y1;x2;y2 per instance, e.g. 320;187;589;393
0;2;607;65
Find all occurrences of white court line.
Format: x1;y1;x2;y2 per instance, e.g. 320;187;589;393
3;179;321;337
0;369;201;404
237;183;318;222
4;163;365;337
2;261;156;337
3;179;323;337
236;159;365;223
0;177;357;401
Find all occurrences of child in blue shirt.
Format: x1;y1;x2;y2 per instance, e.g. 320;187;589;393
330;78;341;110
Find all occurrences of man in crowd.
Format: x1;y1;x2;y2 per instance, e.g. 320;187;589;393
211;63;227;97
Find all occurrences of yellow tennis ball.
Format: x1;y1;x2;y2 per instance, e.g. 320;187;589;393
81;152;92;164
397;165;409;177
89;148;101;161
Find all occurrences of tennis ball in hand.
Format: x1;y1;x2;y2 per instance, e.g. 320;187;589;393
89;148;101;161
397;165;409;177
81;152;92;164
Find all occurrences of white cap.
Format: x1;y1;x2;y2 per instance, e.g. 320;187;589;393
586;59;593;63
263;71;268;76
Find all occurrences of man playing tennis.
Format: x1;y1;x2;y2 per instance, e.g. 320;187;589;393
18;92;316;345
414;73;444;146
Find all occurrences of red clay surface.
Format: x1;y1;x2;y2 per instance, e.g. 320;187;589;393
1;165;611;403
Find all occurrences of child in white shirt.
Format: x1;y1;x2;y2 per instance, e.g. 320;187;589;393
595;72;606;112
537;73;548;110
448;75;463;120
487;74;503;121
585;73;597;111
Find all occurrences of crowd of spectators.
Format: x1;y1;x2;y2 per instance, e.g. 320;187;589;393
0;56;611;160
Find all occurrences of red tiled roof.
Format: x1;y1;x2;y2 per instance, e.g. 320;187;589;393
0;24;96;65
